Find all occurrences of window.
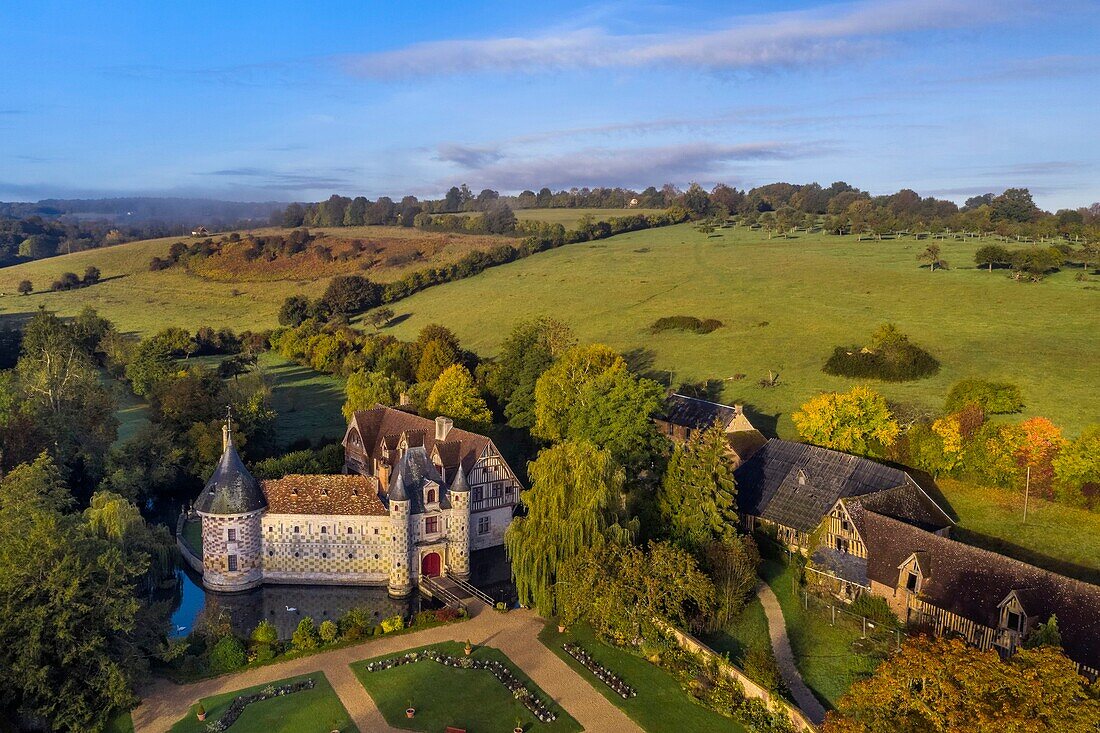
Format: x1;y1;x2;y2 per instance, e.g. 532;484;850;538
1007;611;1023;632
491;483;503;498
840;519;850;532
374;527;380;535
268;550;274;557
347;527;354;535
348;553;354;559
905;572;919;592
797;470;807;486
267;526;273;532
294;552;300;558
227;555;238;572
425;516;439;534
426;488;437;504
835;537;849;553
293;526;300;534
321;526;328;534
478;516;491;535
473;487;484;502
227;528;237;542
322;552;327;558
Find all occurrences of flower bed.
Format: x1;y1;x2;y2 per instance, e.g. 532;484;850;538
364;650;557;724
204;679;315;732
562;642;636;699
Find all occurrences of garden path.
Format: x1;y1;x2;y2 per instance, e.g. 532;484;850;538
756;583;828;725
131;606;642;733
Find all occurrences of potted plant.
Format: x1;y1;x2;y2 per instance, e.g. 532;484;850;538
464;639;473;656
405;701;415;719
195;702;206;722
513;717;524;733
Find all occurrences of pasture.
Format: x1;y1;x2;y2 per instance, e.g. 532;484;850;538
374;223;1097;437
514;207;666;228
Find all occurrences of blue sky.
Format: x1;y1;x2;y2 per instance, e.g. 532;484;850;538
1;0;1097;209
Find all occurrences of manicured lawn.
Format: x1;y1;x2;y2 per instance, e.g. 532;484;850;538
168;672;356;733
700;596;771;668
352;641;580;733
104;710;134;733
938;478;1100;583
258;352;347;447
538;623;747;733
380;222;1097;437
760;555;886;710
181;518;202;559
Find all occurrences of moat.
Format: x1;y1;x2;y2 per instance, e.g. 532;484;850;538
170;546;515;640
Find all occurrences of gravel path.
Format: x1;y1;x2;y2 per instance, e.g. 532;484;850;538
132;604;642;733
756;583;828;725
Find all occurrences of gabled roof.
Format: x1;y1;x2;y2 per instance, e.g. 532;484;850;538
261;474;385;516
734;439;913;532
848;502;1100;671
345;405;490;475
848;484;953;533
195;440;266;515
661;393;740;431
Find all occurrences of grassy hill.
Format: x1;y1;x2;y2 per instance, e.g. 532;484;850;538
0;226;515;335
368;222;1097;437
514;207;666;228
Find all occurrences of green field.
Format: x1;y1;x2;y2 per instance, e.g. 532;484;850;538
374;223;1097;437
539;623;746;733
168;673;356;733
700;596;772;669
257;352;347;446
938;478;1100;583
514;207;666;228
352;641;580;733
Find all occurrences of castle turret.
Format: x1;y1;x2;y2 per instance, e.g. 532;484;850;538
194;419;266;591
387;460;414;598
446;463;471;580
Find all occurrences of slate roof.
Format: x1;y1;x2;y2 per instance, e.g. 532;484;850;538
661;393;740;431
733;439;913;532
195;439;266;515
345;406;490;475
261;474;386;516
387;446;444;514
848;502;1100;671
727;429;768;463
848;484;953;532
811;547;870;587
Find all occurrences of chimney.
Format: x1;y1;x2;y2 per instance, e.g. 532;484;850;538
435;416;453;441
399;392;411;407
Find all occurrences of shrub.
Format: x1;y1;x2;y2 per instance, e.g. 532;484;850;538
50;272;83;291
742;646;783;693
339;607;372;641
413;610;437;628
250;620;278;648
207;636;247;673
650;315;724;334
320;274;382;316
319;620;338;644
292;617;319;652
17;280;32;295
380;615;404;633
849;594;900;627
944;378;1023;414
823;323;939;382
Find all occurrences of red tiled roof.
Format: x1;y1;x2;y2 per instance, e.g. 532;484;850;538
345;406;490;474
261;474;386;516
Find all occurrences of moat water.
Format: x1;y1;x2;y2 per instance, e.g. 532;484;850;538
170;546;515;640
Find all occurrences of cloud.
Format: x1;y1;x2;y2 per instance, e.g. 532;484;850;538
435;144;504;168
201;166;358;191
341;0;1038;78
986;161;1088;177
442;140;826;191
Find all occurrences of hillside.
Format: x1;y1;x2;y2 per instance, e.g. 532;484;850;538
0;225;516;334
367;222;1097;437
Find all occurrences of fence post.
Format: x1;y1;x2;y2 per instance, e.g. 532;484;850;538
803;591;808;611
831;605;835;626
862;616;867;638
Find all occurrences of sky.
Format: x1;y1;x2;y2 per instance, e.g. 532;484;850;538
0;0;1098;209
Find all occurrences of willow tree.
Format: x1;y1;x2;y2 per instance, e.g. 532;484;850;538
505;440;623;617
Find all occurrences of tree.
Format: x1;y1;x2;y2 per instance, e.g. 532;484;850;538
125;335;176;397
792;386;900;455
1023;615;1062;650
424;365;491;431
822;635;1100;733
533;344;664;468
992;187;1041;223
319;619;339;644
292;617;319;651
365;306;395;329
320;274;381;316
17;279;32;295
278;295;313;327
1052;424;1100;508
505;441;623;617
658;422;739;554
0;455;146;732
702;536;760;631
558;541;714;643
974;244;1011;272
918;243;942;272
343;370;406;419
416;338;458;384
487;317;575;430
82;265;101;285
208;636;247;672
944;378;1023;414
1014;417;1066;497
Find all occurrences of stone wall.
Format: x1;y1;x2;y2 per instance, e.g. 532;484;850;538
200;510;264;590
470;505;513;551
261;513;391;581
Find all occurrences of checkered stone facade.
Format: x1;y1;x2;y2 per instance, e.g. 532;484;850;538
200;510;264;591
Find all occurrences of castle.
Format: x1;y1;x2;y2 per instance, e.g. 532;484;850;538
193;405;522;597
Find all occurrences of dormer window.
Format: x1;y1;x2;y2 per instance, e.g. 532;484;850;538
797;470;807;486
426;488;437;504
1006;611;1023;632
320;526;328;534
905;572;919;592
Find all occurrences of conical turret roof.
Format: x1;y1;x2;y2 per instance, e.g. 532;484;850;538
194;438;266;515
448;463;471;493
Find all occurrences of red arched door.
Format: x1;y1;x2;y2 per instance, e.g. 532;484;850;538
421;552;441;578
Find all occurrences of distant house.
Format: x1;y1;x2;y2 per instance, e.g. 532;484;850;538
655;393;767;465
819;497;1100;678
733;439;952;548
191;226;210;237
628;198;640;208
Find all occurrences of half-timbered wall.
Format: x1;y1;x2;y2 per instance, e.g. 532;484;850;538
822;503;867;558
